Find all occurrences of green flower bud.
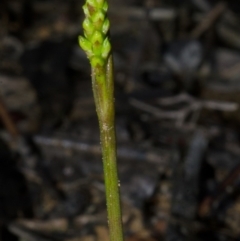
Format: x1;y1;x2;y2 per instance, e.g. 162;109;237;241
87;0;96;11
91;31;104;56
83;1;96;17
79;36;93;57
102;18;110;34
101;37;111;58
92;10;105;24
91;30;103;45
102;1;108;12
95;0;105;8
90;56;105;67
83;4;90;17
83;18;94;37
92;10;105;30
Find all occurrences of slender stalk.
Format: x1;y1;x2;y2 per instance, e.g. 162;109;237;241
92;55;124;241
78;1;124;240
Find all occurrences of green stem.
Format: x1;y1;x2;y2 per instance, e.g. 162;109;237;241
92;55;124;241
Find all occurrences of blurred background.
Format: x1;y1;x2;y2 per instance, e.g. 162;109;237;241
1;0;240;240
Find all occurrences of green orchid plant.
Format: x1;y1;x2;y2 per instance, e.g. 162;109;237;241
79;1;124;241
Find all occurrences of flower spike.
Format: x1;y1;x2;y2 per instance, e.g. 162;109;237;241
79;0;111;67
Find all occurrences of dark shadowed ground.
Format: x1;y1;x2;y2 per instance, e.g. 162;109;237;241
1;0;240;240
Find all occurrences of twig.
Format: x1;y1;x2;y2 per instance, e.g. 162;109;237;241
190;2;226;38
130;94;238;127
0;97;19;138
191;0;211;11
33;135;168;165
8;224;51;241
109;7;177;20
220;62;240;80
157;93;194;105
158;93;238;111
14;219;68;233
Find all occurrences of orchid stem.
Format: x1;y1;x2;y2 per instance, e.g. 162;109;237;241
92;55;124;241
